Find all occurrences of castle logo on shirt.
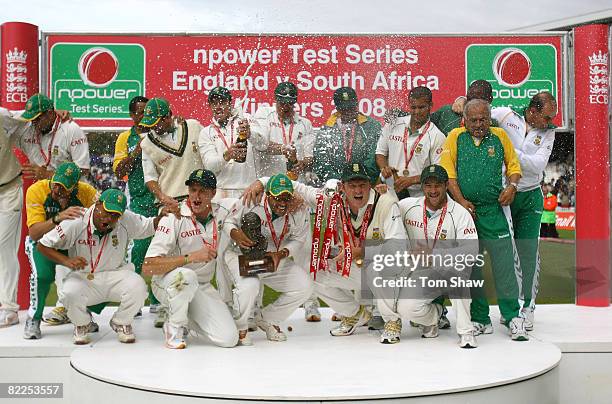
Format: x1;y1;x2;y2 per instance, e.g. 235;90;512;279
534;135;542;145
112;234;119;247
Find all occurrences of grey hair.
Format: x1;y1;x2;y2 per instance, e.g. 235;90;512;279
463;99;491;119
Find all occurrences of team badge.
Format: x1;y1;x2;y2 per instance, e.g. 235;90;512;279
372;228;381;240
342;92;350;100
439;230;447;240
415;144;423;154
65;168;73;176
353;164;359;172
117;194;124;203
192;141;198;153
112;235;119;247
52;146;59;156
487;146;495;157
534;136;542;146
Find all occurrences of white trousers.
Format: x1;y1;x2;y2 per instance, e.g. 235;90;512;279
152;267;238;348
224;250;313;330
0;180;22;311
314;264;363;318
62;269;147;327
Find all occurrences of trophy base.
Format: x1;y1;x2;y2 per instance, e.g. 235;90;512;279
238;255;275;277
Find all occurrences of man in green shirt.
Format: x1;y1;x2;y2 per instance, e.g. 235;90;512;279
112;96;161;324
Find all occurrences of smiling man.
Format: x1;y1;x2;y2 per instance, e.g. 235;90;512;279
143;169;239;349
36;189;168;345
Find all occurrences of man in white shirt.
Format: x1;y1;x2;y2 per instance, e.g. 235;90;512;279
491;92;557;330
143;169;239;349
37;189;167;344
251;82;315;179
224;174;313;345
376;86;446;199
375;165;479;348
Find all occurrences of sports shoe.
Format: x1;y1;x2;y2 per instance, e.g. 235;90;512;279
331;312;342;321
380;319;402;344
368;315;385;331
459;332;478;348
499;315;507;325
0;309;18;328
163;322;186;349
238;329;253;346
256;318;287;342
304;304;321;322
149;303;160;314
23;317;42;339
330;306;372;337
521;307;534;331
472;321;494;336
73;324;91;345
438;307;451;329
134;309;142;318
109;320;136;343
421;323;439;338
43;306;70;325
508;317;529;341
153;306;168;328
87;320;99;333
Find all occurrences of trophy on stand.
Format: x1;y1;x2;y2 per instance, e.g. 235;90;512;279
238;212;275;276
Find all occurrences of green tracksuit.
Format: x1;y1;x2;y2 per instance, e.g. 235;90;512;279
441;126;522;325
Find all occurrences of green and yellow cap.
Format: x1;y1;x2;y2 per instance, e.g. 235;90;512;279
420;164;449;184
99;189;127;215
51;162;81;190
266;174;294;197
140;98;171;127
21;94;54;121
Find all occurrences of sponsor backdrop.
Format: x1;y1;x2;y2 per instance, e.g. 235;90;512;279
43;34;566;129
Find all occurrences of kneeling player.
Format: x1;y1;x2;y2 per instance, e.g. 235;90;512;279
143;169;239;349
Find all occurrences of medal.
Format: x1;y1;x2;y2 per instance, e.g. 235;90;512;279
403;169;410;176
402;121;430;176
87;273;94;281
355;258;364;267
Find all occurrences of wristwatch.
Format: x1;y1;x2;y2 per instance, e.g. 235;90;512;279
52;214;61;225
509;182;519;190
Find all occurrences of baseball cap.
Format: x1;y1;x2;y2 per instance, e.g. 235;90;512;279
275;82;298;104
208;86;232;103
21;94;54;121
140;98;171;127
341;162;370;182
333;87;358;110
99;189;127;215
266;174;294;197
185;169;217;189
420;165;449;184
51;162;81;190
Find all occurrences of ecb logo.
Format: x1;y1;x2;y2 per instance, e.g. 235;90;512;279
465;44;558;111
49;43;146;119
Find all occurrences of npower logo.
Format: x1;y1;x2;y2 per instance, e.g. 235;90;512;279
466;44;558;111
50;42;145;119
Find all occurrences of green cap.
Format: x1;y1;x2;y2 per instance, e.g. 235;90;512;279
99;189;127;215
275;82;298;104
185;169;217;189
21;94;54;121
208;86;232;103
51;162;81;190
341;162;370;182
266;174;294;197
420;165;449;184
140;98;171;127
333;87;358;110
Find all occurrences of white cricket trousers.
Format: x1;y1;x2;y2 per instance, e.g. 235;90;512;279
314;263;363;318
0;179;22;311
62;269;147;327
152;267;238;348
224;250;314;330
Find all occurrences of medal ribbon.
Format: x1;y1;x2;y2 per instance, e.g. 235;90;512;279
212;117;235;151
36;115;62;167
402;121;430;173
423;202;447;250
86;210;109;278
263;197;289;252
187;200;218;249
279;118;295;145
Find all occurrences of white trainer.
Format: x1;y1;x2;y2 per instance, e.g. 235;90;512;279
472;321;494;335
0;309;18;328
43;306;70;325
163;322;186;349
110;320;136;343
508;317;529;341
330;306;372;337
520;307;534;331
459;332;478;348
380;319;402;344
256;318;287;342
73;324;91;345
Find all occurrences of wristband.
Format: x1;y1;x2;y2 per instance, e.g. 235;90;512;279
509;182;519;190
183;254;190;265
52;215;61;225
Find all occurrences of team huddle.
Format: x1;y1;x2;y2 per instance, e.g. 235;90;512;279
0;79;557;350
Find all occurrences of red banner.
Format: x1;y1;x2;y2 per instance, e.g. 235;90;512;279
574;24;610;307
1;22;39;109
555;210;575;231
43;34;565;129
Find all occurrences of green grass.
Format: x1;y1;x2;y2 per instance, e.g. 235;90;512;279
45;231;577;307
